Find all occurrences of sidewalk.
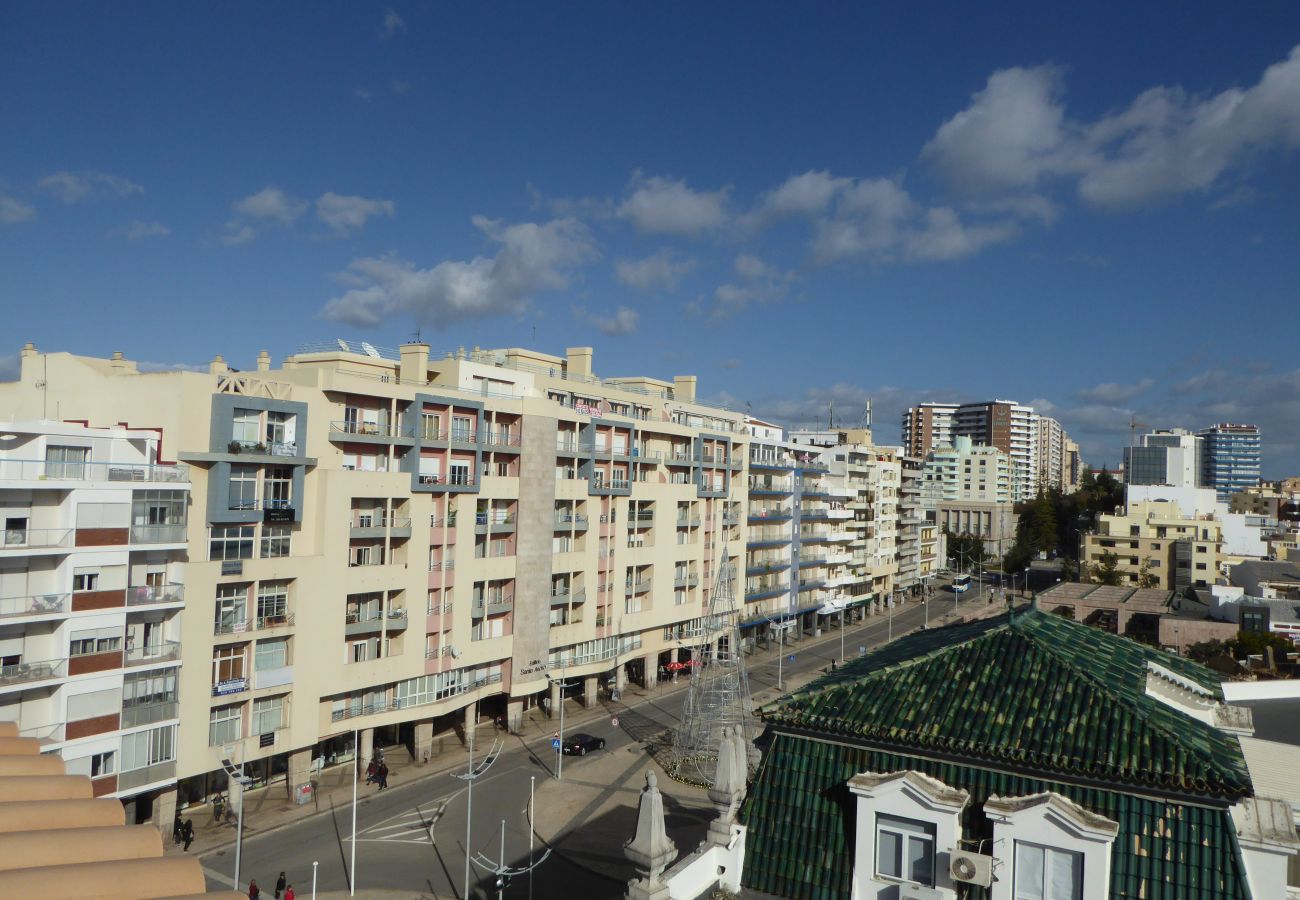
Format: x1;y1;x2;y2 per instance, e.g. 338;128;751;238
177;590;1000;861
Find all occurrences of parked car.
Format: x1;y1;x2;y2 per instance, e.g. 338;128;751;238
562;733;606;756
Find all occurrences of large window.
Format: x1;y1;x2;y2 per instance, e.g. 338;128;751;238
875;814;935;886
260;524;291;558
265;411;296;453
232;408;260;444
132;490;186;526
1014;842;1083;900
210;525;254;561
70;627;121;656
45;445;87;479
209;704;243;746
254;637;288;671
256;581;289;626
213;645;247;683
124;670;177;708
251;696;284;734
264;466;292;509
214;583;248;633
229;464;258;510
122;724;176;770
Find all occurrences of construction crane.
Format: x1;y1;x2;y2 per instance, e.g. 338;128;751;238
1128;414;1148;448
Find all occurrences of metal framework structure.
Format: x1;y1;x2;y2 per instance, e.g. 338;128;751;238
671;543;757;785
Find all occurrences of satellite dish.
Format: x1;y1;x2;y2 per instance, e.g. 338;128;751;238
336;339;350;352
449;645;462;659
361;342;381;359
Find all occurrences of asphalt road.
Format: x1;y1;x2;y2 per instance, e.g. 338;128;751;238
201;588;976;898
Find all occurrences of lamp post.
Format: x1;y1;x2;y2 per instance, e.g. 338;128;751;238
349;728;358;897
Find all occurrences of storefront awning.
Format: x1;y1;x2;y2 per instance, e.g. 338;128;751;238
739;604;823;629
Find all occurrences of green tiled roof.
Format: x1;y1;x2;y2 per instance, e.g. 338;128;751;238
758;607;1250;797
739;734;1250;900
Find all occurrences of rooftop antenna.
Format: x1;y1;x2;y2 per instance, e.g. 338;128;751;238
829;399;834;429
409;328;422;344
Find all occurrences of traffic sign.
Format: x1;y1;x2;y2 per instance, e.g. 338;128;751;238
611;717;619;728
787;655;795;663
551;738;562;750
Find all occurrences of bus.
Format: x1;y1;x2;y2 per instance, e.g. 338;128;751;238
952;574;972;593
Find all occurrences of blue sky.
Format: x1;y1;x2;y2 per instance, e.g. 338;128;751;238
3;3;1300;473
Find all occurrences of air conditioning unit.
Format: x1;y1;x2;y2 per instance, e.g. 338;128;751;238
950;850;994;887
898;885;942;900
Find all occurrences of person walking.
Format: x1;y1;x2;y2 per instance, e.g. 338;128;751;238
284;885;295;900
247;879;260;899
275;872;286;898
364;759;377;785
181;818;194;851
172;811;183;846
377;761;389;790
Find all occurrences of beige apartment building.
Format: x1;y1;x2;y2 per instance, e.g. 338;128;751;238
1084;500;1222;591
0;341;749;821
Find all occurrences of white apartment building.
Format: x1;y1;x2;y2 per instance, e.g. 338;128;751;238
921;436;1017;558
1124;429;1203;489
0;342;748;825
0;422;189;823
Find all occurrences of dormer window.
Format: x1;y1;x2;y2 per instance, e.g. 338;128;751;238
876;814;936;886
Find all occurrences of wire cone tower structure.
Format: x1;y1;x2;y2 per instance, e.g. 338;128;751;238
671;543;757;786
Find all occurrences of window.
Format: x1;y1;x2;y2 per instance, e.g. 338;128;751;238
232;408;260;444
121;724;176;770
452;416;473;441
1014;842;1082;900
209;704;243;747
210;525;255;561
212;644;246;683
70;627;121;656
264;466;292;509
420;413;440;440
265;411;295;452
124;670;177;708
256;581;289;626
255;637;288;671
72;567;100;592
875;814;935;886
449;463;471;486
260;524;291;558
214;584;248;634
67;751;115;778
45;445;88;479
229;464;258;510
251;696;284;734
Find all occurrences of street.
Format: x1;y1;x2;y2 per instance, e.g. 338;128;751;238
200;588;985;898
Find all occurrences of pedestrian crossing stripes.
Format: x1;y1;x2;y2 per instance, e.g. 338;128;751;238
355;803;446;844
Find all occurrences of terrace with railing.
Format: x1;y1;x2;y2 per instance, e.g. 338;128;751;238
0;459;190;483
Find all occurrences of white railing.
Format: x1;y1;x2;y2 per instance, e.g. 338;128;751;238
2;528;73;550
0;593;70;618
127;584;184;605
0;459;190;483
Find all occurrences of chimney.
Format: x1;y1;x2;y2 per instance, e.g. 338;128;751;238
673;375;697;403
20;342;37;360
400;343;430;385
209;355;228;375
256;350;271;372
110;351;129;374
566;347;593;378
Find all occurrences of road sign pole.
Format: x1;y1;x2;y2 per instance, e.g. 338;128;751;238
311;861;318;900
350;728;358;897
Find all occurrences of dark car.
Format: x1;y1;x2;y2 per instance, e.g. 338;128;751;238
562;733;606;756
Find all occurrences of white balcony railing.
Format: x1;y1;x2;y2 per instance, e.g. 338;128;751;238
0;593;70;618
0;459;190;483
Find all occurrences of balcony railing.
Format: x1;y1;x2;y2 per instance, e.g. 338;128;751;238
0;592;70;618
125;641;180;666
130;523;187;544
17;722;65;745
121;700;180;729
255;612;294;630
417;473;475;487
330;420;408;438
0;459;190;483
127;584;185;606
624;580;652;595
554;514;588;528
0;657;67;686
117;760;177;791
2;527;73;550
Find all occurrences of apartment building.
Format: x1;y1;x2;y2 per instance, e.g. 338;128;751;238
0;342;747;823
1084;499;1222;591
921;436;1016;558
950;400;1037;502
1124;429;1203;488
1200;423;1262;502
0;422;188;823
899;402;956;458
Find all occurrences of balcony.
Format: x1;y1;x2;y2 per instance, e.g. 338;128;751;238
676;516;701;528
624;579;652;596
481;429;521;449
673;573;700;589
0;592;70;619
345;612;385;636
385;608;408;629
17;722;65;746
125;641;180;667
744;583;789;602
121;700;180;729
0;459;190;483
550;589;586;608
554;514;588;529
254;612;294;630
117;760;177;791
471;594;514;618
130;523;187;544
126;584;185;606
629;512;655;529
746;562;790;576
2;527;73;552
350;515;412;538
0;657;67;687
749;510;793;523
329;420;410;440
474;512;516;533
416;473;476;488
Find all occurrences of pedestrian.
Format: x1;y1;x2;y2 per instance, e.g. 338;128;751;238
365;759;377;785
831;659;837;672
541;695;550;718
173;810;183;845
284;886;295;900
248;879;260;899
377;762;389;790
275;872;286;899
182;818;194;851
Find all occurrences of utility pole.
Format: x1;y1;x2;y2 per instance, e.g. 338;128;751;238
451;714;502;900
550;662;579;780
350;729;358;897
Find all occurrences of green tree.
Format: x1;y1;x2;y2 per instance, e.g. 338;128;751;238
1032;488;1058;554
945;531;986;571
1229;630;1295;663
1137;560;1159;589
1090;550;1122;586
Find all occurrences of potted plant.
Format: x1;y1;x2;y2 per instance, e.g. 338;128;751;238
227;440;241;454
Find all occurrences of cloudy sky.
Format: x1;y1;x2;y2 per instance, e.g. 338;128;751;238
3;4;1300;473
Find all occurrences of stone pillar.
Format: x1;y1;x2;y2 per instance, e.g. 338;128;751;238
359;728;374;771
615;664;627;693
288;748;313;802
463;704;477;751
643;653;657;689
413;721;434;765
669;648;679;683
624;771;678;900
507;699;524;734
153;786;178;835
583;675;599;709
549;681;561;719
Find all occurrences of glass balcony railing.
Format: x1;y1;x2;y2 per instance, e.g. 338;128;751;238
0;657;67;685
0;459;190;483
125;641;180;666
2;527;73;550
126;584;185;606
0;593;70;618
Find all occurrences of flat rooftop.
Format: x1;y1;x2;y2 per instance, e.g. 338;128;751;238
1039;583;1174;609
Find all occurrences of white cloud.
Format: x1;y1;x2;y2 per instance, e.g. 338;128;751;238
1074;378;1155;405
923;44;1300;209
316;192;396;235
221;224;256;246
617;173;728;236
321;216;597;328
694;253;795;322
382;8;406;37
234;186;307;224
903;207;1018;261
38;171;142;204
0;195;36;224
741;170;853;228
108;220;170;240
614;249;695;292
580;305;639;336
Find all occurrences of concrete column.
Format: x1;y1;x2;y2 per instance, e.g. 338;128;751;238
643;653;657;688
463;704;477;750
152;786;178;835
549;681;561;719
359;728;374;770
583;675;599;709
507;699;524;734
288;748;313;802
615;664;627;692
669;648;679;683
413;722;434;765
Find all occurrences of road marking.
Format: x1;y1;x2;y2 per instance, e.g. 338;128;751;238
203;865;235;888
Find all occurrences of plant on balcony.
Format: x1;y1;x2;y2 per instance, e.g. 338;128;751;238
227;440;242;454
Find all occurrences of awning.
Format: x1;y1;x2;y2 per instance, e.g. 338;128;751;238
738;604;823;630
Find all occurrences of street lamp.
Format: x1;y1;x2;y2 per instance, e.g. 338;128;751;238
548;661;579;781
